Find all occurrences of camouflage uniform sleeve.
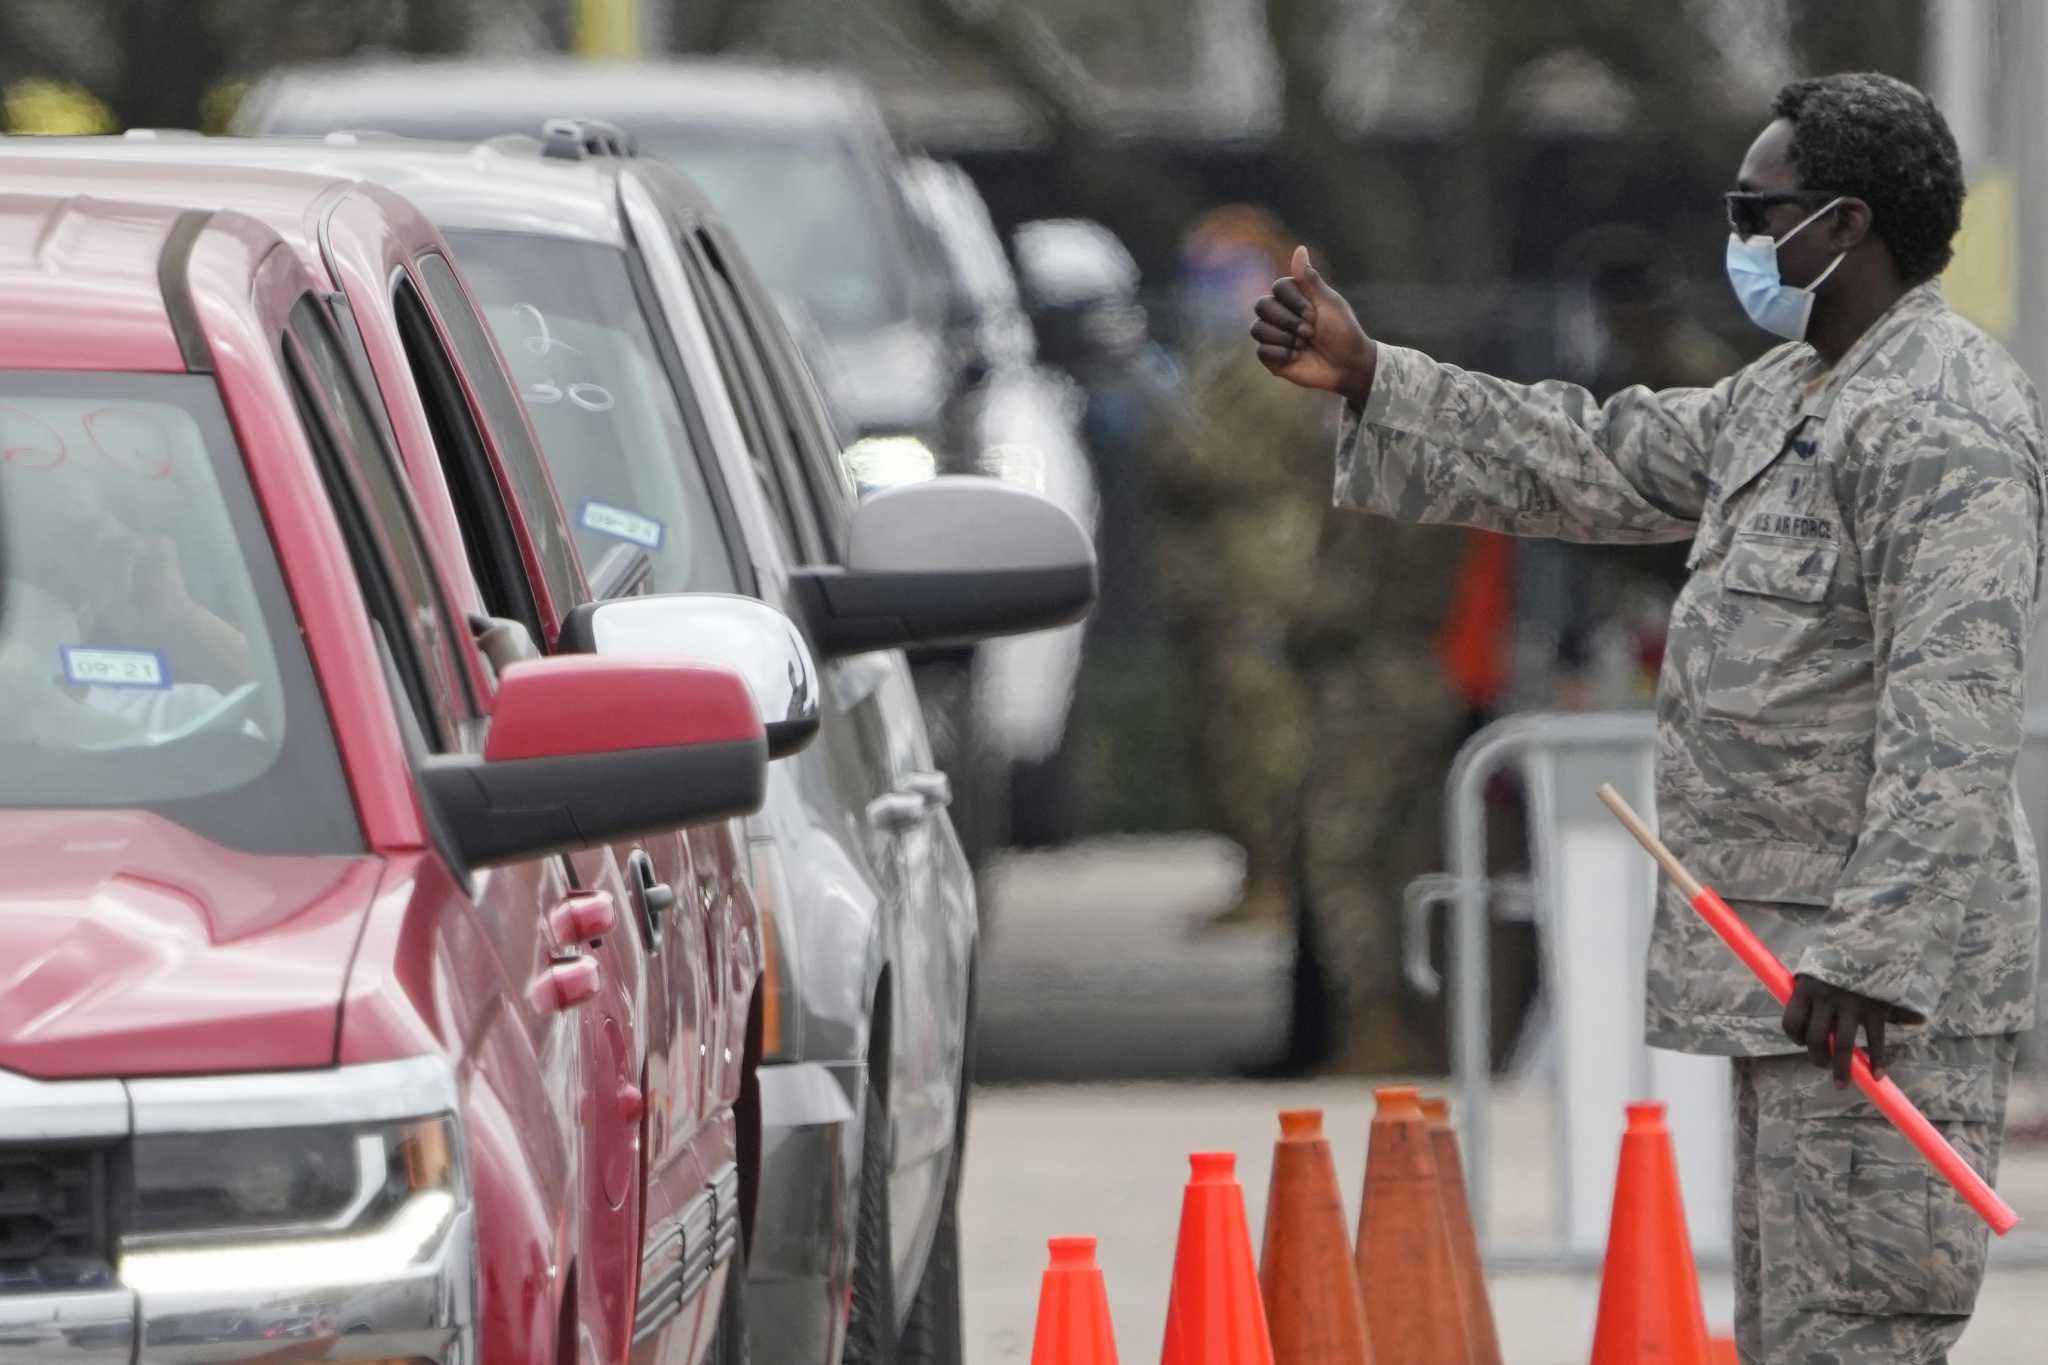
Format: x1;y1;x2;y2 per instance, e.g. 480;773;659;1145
1334;342;1728;543
1794;397;2045;1017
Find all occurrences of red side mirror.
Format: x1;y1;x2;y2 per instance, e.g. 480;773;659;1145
422;656;766;871
485;654;761;761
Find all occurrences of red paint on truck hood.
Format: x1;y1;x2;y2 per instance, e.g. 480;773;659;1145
0;810;382;1080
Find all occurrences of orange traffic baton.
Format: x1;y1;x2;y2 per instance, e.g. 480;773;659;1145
1597;784;2019;1235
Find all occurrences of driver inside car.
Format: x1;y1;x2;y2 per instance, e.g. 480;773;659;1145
0;448;256;747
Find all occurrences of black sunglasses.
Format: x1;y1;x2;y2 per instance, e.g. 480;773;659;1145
1724;190;1843;238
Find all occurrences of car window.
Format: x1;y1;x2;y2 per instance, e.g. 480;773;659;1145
392;276;544;644
443;230;740;598
700;226;857;552
649;127;914;335
414;253;582;615
678;239;826;566
291;299;477;748
0;369;360;854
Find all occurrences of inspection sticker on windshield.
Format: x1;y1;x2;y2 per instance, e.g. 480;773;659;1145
62;646;169;689
580;501;665;550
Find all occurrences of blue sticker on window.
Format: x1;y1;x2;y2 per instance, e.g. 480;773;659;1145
62;645;170;690
579;500;665;550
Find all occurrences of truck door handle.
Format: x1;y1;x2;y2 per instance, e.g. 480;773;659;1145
528;957;601;1014
867;791;928;832
903;771;952;808
548;890;616;947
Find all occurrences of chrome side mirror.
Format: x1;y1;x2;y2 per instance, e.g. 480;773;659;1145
559;593;821;759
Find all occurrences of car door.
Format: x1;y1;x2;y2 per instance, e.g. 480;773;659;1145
276;290;586;1344
381;253;714;1361
675;231;906;912
685;223;968;1283
402;235;760;1363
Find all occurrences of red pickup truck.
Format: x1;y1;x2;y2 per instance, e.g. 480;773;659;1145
0;186;811;1363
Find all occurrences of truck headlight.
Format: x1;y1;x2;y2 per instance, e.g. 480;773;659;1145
117;1060;468;1297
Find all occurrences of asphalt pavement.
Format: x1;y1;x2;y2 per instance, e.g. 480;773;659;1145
964;836;2048;1365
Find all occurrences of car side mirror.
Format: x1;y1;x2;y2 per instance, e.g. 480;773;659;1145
558;592;821;760
790;475;1096;657
421;655;765;869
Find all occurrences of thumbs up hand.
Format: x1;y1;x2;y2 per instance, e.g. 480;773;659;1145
1252;245;1378;405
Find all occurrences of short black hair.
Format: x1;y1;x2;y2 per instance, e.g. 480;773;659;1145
1771;73;1964;282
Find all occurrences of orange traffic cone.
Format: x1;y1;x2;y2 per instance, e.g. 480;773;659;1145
1708;1337;1739;1365
1420;1099;1502;1365
1161;1152;1275;1365
1030;1236;1120;1365
1258;1110;1374;1365
1355;1087;1473;1365
1588;1102;1713;1365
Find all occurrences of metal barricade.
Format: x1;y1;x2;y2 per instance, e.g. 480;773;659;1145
1413;709;2048;1269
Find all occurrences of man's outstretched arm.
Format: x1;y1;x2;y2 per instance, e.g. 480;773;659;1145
1254;246;1728;544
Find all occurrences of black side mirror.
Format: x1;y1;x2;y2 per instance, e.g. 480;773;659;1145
791;475;1096;657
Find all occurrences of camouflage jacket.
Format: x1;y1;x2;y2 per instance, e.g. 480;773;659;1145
1335;283;2046;1053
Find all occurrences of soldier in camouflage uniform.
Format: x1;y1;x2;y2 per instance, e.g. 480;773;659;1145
1284;381;1467;1071
1255;73;2042;1363
1150;298;1328;928
1157;211;1467;1081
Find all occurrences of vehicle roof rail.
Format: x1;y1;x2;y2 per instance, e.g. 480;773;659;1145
540;117;637;161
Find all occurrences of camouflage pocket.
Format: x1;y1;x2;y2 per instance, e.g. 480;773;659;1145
1793;1081;1994;1317
1701;534;1850;725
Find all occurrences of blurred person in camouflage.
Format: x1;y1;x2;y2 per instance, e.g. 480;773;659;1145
1160;205;1464;1074
1152;204;1320;928
1256;73;2041;1363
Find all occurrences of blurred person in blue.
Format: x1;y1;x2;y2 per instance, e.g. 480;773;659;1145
1013;218;1204;839
1015;218;1183;641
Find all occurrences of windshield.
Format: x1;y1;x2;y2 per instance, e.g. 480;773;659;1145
443;232;740;598
646;128;914;334
0;372;359;854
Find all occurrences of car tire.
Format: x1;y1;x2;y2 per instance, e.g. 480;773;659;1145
842;1069;897;1365
710;1258;749;1365
897;1173;963;1364
902;984;972;1365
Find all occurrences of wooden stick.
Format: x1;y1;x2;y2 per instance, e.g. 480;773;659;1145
1596;784;1703;900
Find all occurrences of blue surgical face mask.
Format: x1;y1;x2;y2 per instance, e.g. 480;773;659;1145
1724;197;1846;341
